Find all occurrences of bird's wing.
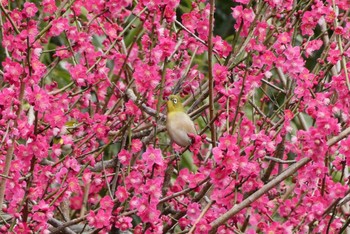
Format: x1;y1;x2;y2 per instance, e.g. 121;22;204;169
182;114;197;134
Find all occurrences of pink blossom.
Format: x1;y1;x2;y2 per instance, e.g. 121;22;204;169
213;64;229;85
196;220;211;234
25;85;51;112
301;11;318;36
50;18;69;36
305;39;323;57
139;207;161;223
87;210;111;229
187;202;201;221
118;149;132;165
64;157;80;172
67;177;82;193
142;146;164;168
156;36;176;59
42;0;57;14
133;63;160;93
3;58;23;85
55;46;71;59
23;2;38;18
327;48;341;65
45;109;67;127
100;196;114;211
115;186;129;203
115;216;133;231
213;36;232;57
131;139;143;153
125;100;141;117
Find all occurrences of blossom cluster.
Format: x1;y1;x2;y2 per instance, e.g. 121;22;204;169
0;0;350;233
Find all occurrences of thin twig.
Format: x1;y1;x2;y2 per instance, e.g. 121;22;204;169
208;0;216;147
0;2;20;34
188;200;215;234
264;156;296;164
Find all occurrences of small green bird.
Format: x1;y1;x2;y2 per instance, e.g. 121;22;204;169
166;95;196;147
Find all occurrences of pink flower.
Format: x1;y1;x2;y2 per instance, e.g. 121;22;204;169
301;11;317;36
125;171;143;190
187;202;201;221
64;157;81;172
212;146;224;163
125;100;141;117
327;49;341;65
133;63;160;93
23;2;38;17
196;220;211;234
115;216;133;231
178;217;190;229
139;207;161;223
70;195;83;210
67;64;91;86
42;0;57;14
115;186;129;202
55;46;71;59
189;172;206;188
231;6;255;36
118;149;132;165
93;122;109;138
13;222;31;233
100;196;114;211
45;109;67;127
3;58;23;86
182;11;200;31
196;20;209;41
213;64;229;84
50;18;69;36
305;39;323;57
67;177;82;193
25;85;51;112
16;144;33;160
156;36;176;59
142;146;164;168
131;139;143;153
87;210;111;229
32;201;53;224
144;178;162;200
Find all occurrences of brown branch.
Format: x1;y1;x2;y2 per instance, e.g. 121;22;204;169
189;200;215;234
159;177;210;204
261;135;286;183
48;218;76;234
126;89;165;119
209;124;350;232
264;156;296;164
0;2;20;34
0;78;26;213
50;216;87;234
163;182;212;233
208;0;216;147
208;157;311;233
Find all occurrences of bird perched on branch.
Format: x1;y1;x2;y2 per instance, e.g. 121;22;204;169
166;95;197;147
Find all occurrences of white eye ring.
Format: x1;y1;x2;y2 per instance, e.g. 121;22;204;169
173;99;177;104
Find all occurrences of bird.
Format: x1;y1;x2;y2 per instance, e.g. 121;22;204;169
166;95;197;147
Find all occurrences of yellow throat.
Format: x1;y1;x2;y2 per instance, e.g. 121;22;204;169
167;95;184;113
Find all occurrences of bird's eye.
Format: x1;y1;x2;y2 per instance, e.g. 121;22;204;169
173;98;177;104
